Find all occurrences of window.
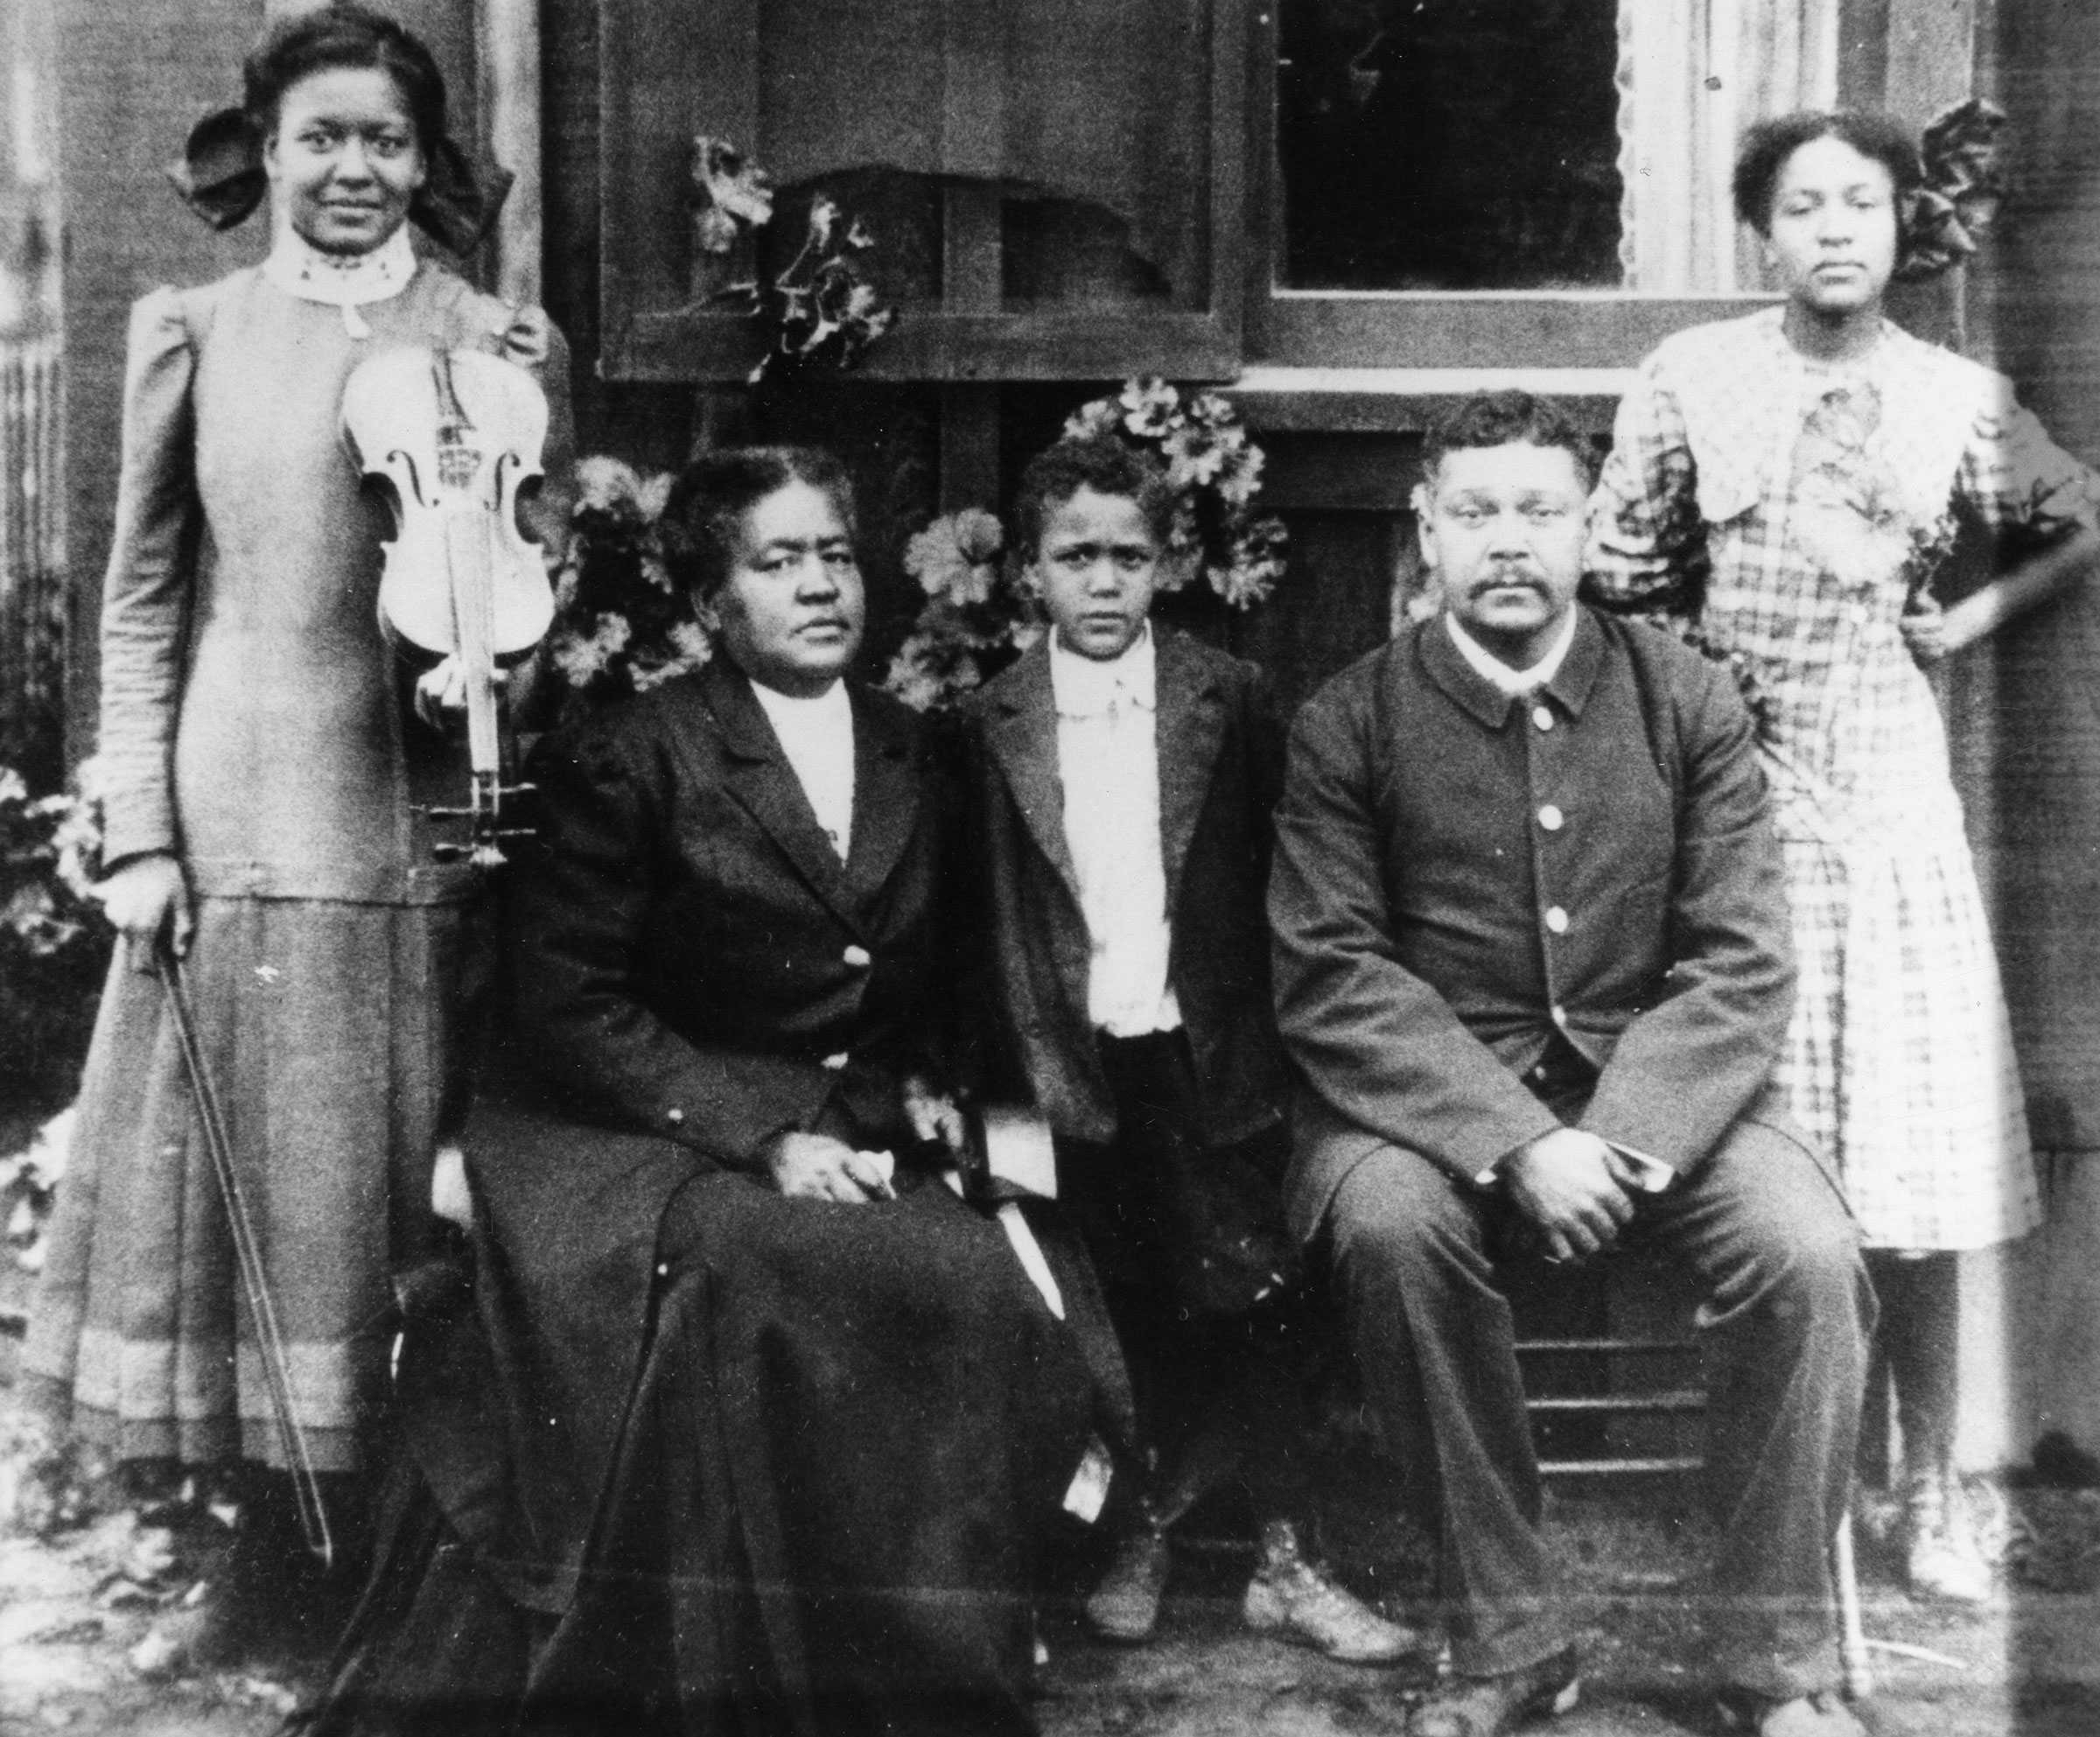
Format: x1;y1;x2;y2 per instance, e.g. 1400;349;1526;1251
598;0;1248;382
1278;0;1625;292
1255;0;1877;368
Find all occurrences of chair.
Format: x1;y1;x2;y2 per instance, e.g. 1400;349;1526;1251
1516;1306;1873;1700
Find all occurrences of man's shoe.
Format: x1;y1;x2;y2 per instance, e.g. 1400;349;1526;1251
1084;1530;1172;1642
1241;1519;1422;1664
1407;1646;1580;1737
1716;1689;1866;1736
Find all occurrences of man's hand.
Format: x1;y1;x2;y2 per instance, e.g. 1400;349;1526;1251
765;1131;897;1204
95;851;194;968
1501;1127;1637;1263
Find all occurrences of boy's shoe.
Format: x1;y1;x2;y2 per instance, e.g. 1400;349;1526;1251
1241;1519;1421;1664
1715;1689;1866;1736
1084;1529;1172;1642
1906;1463;1992;1603
1407;1646;1581;1737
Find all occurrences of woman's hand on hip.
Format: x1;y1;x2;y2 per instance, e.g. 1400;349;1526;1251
95;851;195;966
765;1131;897;1203
1900;595;1951;663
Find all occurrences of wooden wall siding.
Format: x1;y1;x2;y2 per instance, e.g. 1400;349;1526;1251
56;0;262;763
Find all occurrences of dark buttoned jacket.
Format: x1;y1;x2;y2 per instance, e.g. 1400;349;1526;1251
500;657;958;1173
1269;607;1795;1242
959;629;1289;1147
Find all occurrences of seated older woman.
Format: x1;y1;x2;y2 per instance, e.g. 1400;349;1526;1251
322;447;1103;1737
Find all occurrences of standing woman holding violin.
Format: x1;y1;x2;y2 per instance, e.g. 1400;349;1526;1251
21;2;571;1670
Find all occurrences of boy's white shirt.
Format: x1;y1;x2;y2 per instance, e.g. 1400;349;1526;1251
1047;625;1182;1038
749;675;855;861
1442;608;1676;1195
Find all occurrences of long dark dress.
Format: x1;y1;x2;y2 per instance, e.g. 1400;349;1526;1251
322;662;1100;1736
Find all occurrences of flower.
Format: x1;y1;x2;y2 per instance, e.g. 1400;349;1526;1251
1214;516;1290;609
904;508;1005;606
550;610;634;688
1062;399;1122;441
1214;445;1265;510
1162;424;1228;490
575;455;646;515
691;136;775;233
1119;376;1180;439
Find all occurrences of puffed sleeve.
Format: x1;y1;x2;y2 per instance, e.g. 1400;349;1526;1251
96;289;201;865
1585;352;1711;617
1956;377;2100;542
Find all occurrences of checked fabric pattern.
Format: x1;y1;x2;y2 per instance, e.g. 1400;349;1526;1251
1586;309;2098;1249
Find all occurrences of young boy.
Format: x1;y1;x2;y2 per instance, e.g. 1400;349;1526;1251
959;436;1411;1662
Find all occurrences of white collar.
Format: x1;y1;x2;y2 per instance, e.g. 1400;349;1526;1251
1049;624;1157;718
748;674;851;730
1443;608;1579;697
262;225;417;338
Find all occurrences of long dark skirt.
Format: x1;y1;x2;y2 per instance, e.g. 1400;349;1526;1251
322;1162;1096;1737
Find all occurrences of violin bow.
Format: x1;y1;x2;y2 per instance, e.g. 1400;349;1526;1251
158;941;335;1566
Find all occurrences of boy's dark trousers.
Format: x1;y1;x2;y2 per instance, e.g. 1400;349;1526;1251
1056;1029;1310;1530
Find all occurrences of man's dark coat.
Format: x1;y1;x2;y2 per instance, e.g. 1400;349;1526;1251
1269;607;1796;1242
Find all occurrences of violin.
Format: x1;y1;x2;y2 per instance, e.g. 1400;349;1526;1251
343;346;553;866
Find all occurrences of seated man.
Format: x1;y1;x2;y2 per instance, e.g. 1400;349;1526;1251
1268;391;1874;1737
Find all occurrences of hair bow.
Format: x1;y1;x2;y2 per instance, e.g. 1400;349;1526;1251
164;105;513;256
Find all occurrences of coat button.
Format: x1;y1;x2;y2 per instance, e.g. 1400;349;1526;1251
1532;704;1555;732
1545;906;1570;935
1538;804;1564;831
842;944;872;968
665;1106;685;1125
822;1051;850;1071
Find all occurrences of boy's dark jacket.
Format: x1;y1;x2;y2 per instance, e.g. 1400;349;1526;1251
958;627;1290;1147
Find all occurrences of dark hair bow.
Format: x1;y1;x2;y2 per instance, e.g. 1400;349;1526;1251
164;105;513;256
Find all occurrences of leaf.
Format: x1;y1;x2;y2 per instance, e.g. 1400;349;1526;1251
690;136;774;229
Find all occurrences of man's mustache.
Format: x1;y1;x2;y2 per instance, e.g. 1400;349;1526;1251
1464;567;1550;595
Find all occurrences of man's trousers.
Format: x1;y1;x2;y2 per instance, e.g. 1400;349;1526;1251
1319;1113;1873;1698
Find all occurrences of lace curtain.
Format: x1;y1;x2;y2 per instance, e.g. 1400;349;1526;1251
1616;0;1841;291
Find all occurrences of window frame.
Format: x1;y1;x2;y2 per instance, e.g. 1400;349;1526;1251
1243;5;1776;372
596;0;1253;383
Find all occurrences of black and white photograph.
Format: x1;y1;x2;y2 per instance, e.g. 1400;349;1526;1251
2;4;2097;1734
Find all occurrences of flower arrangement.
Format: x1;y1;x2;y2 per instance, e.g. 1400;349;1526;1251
690;137;897;382
885;379;1289;711
542;457;709;709
883;509;1043;712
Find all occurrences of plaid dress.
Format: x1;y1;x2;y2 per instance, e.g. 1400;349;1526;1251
1588;308;2097;1250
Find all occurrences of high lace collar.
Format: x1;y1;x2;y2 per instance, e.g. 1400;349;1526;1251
261;226;417;339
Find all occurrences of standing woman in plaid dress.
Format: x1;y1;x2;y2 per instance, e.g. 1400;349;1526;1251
1587;110;2099;1602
